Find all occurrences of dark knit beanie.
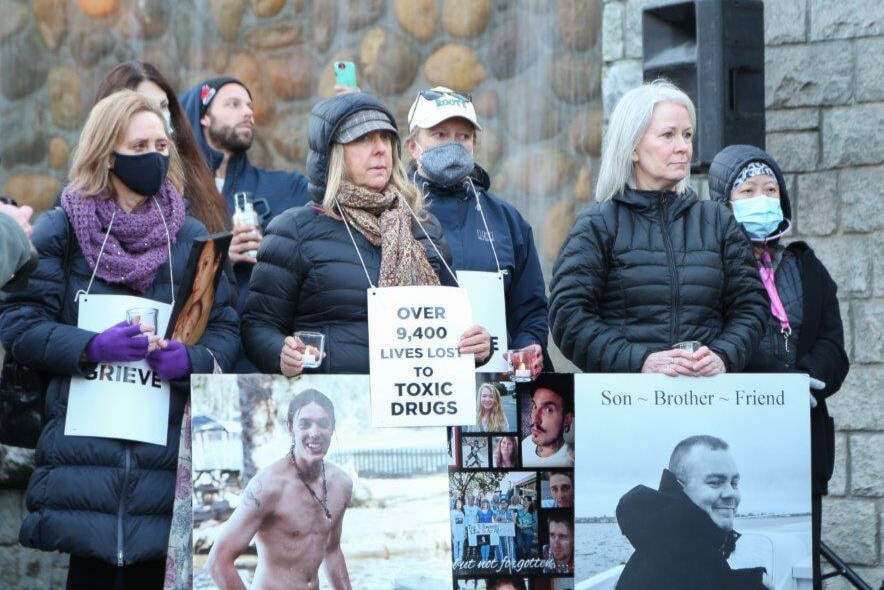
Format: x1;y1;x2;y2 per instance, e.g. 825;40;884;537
198;77;251;117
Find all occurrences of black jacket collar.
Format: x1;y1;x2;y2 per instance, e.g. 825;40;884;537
614;186;698;220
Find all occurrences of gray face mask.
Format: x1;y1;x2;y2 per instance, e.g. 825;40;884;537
418;142;475;187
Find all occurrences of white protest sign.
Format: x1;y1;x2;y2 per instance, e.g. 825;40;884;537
66;294;172;445
466;522;515;537
368;286;475;427
456;270;508;373
573;373;812;587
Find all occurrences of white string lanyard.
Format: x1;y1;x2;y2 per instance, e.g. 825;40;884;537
75;197;176;305
397;193;459;286
464;177;503;275
411;168;466;282
335;198;377;289
335;193;460;289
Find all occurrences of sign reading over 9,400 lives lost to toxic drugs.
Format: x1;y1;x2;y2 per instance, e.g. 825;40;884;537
368;286;476;427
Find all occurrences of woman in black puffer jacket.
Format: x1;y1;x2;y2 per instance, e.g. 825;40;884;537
549;80;766;374
0;91;238;589
241;93;490;374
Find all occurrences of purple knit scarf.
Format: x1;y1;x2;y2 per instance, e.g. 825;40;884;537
61;179;186;293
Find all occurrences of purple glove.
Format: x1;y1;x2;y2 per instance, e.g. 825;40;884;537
85;321;149;363
146;341;192;381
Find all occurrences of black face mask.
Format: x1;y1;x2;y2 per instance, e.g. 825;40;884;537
111;152;170;197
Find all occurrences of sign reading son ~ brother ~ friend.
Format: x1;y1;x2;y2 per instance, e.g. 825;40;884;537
574;373;812;590
368;285;475;427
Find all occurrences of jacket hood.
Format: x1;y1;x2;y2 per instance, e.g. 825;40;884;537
306;93;399;204
616;469;740;559
180;80;243;175
708;144;792;226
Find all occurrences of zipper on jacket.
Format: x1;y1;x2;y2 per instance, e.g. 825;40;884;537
117;444;132;567
658;196;680;344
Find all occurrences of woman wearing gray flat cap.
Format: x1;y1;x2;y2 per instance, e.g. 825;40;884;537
241;93;491;374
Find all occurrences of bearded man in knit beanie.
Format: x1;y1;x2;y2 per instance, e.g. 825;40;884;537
181;77;310;372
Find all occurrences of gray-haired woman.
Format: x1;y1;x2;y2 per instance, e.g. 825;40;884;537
549;80;766;375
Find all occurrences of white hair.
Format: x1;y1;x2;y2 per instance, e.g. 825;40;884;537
595;79;696;202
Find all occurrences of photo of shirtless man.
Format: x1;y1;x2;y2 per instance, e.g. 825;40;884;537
206;389;353;589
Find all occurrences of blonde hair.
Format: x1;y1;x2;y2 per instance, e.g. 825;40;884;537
595;79;696;202
69;89;184;197
322;140;425;218
476;382;507;432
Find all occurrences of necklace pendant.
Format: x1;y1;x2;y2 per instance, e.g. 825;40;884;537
292;453;332;521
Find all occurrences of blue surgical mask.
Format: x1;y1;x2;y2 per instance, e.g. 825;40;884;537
418;142;475;187
731;196;784;240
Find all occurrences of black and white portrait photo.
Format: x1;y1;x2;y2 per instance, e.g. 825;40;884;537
573;373;812;590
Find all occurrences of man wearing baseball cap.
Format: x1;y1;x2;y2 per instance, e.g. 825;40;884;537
181;77;310;371
406;87;551;374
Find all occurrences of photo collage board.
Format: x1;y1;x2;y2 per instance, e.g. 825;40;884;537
448;373;576;590
186;371;811;590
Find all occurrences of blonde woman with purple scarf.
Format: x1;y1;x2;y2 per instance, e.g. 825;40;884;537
0;90;238;590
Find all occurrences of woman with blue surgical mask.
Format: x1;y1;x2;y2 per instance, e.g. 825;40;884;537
709;145;849;590
405;87;551;378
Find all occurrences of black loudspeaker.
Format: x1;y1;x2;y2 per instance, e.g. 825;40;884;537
642;0;765;171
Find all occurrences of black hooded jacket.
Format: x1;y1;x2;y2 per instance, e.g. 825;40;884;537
615;470;767;590
241;93;455;374
179;82;310;297
549;186;767;372
0;209;239;566
709;145;849;494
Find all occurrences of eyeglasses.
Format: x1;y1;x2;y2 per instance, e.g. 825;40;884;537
419;89;472;103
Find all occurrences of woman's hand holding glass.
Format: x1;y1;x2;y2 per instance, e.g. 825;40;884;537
279;335;326;377
459;325;492;364
84;321;153;363
641;345;727;376
641;349;696;376
506;344;544;380
146;340;191;381
691;346;727;376
126;309;161;352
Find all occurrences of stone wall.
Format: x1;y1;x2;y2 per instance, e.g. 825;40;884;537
0;0;604;274
0;487;69;588
603;0;883;586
